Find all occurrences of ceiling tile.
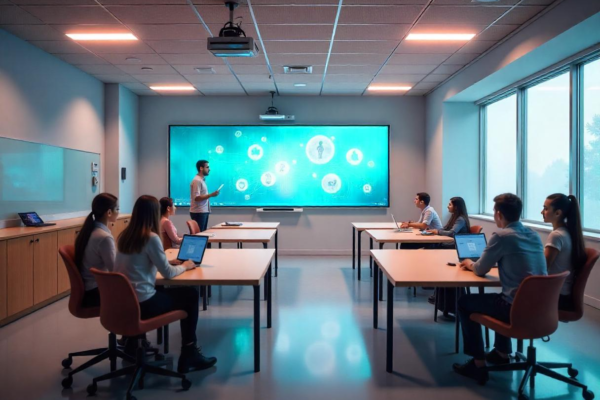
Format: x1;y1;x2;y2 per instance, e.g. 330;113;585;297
78;41;156;54
412;81;438;90
230;65;272;74
431;0;518;4
264;41;330;54
328;53;388;65
269;54;327;66
372;74;425;83
161;53;218;64
55;53;109;64
251;0;340;4
404;89;427;96
106;5;200;24
335;24;411;40
146;40;208;54
115;64;178;74
326;65;380;74
133;74;189;84
272;65;326;74
421;73;450;82
0;6;43;24
75;64;124;74
22;5;120;24
93;74;138;83
172;64;231;74
194;82;243;90
129;24;209;40
431;64;463;74
418;5;510;25
259;24;333;40
325;74;374;83
50;24;126;34
519;0;555;4
183;74;238;83
344;0;428;4
226;55;269;65
193;5;252;24
409;23;487;35
379;64;438;74
332;40;400;54
29;40;88;54
457;40;497;54
497;6;546;25
394;40;464;54
0;24;66;40
101;0;187;4
321;88;365;96
200;90;244;95
474;24;518;41
339;5;424;24
274;74;323;83
387;53;450;64
100;53;169;64
443;52;479;65
237;74;273;83
205;23;256;38
11;0;98;4
252;5;338;24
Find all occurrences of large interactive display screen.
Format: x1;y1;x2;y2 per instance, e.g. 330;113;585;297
169;125;389;208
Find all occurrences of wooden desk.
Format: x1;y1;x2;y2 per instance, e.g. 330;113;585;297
160;248;274;373
212;223;280;276
370;249;501;373
351;223;397;281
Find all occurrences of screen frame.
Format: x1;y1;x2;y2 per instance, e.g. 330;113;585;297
168;124;391;209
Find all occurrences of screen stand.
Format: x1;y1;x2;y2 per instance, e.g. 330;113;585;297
257;208;303;213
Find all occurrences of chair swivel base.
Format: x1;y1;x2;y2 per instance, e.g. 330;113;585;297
484;342;594;400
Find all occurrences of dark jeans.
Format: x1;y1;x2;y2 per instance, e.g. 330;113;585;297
82;287;101;308
190;212;210;232
458;293;512;359
139;287;199;346
559;294;575;311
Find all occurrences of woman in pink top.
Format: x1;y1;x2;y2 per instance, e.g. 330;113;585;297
160;197;183;249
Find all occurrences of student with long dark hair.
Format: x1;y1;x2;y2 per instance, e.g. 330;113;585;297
427;196;471;248
541;193;587;310
74;193;119;308
115;195;217;373
160;197;183;249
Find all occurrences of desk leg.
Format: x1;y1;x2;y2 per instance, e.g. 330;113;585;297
378;242;384;301
478;286;490;348
263;243;268;300
240;242;243;249
202;286;207;311
455;288;461;353
219;242;222;249
352;227;356;270
267;265;272;329
386;279;394;373
373;260;378;329
164;323;169;355
369;238;373;277
253;285;260;373
357;231;362;281
275;230;279;277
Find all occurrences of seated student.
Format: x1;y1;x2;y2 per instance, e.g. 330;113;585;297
541;193;587;311
400;192;443;249
115;195;217;373
74;193;119;308
453;193;547;384
160;197;183;249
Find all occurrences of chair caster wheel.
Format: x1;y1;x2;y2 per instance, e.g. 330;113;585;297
518;394;529;400
87;382;97;395
61;376;73;388
62;357;72;369
583;390;594;400
568;367;579;378
182;378;192;390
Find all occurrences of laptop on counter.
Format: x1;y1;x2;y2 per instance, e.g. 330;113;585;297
455;233;487;262
18;212;56;227
391;214;412;233
177;234;209;265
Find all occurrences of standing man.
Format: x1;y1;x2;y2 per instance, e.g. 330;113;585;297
190;160;219;232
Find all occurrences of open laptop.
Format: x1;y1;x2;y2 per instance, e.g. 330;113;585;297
18;212;56;227
455;233;487;262
391;214;412;233
177;234;209;265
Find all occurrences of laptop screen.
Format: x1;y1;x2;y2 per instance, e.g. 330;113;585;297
177;234;208;264
455;234;487;260
18;212;43;225
391;214;399;229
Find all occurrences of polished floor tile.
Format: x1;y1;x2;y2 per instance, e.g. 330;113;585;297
0;256;598;400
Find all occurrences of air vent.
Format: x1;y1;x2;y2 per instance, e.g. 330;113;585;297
194;67;216;74
283;66;313;74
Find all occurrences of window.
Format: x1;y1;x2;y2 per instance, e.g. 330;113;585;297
582;58;600;231
484;94;517;214
525;72;571;221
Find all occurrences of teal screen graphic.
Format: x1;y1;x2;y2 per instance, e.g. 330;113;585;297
169;125;389;207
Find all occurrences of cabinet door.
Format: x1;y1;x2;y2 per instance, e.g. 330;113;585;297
7;236;34;316
57;228;79;293
108;221;118;237
116;218;130;240
0;241;7;320
33;232;58;304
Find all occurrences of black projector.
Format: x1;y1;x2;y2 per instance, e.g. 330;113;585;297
207;37;259;58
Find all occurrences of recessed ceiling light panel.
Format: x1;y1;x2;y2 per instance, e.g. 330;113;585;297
150;86;196;92
406;33;475;41
66;33;138;41
367;86;412;91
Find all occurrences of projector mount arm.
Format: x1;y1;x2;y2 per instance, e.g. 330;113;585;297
219;1;246;38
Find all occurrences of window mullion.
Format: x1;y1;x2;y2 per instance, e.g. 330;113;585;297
517;88;527;218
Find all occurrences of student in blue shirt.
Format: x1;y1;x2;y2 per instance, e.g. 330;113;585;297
453;193;547;384
400;192;443;230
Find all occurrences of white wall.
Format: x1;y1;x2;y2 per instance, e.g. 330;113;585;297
118;86;139;213
138;95;425;254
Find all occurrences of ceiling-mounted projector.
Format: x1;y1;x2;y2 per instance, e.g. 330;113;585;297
208;1;259;57
260;92;294;121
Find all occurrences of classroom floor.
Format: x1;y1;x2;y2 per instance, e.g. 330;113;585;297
1;256;599;400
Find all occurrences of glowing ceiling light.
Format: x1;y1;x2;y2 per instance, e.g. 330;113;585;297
150;86;196;91
66;33;138;41
367;86;412;91
406;33;476;41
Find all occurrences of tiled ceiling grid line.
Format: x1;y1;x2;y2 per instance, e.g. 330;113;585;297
318;0;343;96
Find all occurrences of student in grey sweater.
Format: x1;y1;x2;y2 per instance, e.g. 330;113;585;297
453;194;547;384
114;195;217;374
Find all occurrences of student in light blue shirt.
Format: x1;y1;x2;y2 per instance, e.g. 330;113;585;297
401;192;443;230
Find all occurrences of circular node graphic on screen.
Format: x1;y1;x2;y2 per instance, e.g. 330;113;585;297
292;160;297;165
367;161;375;168
312;173;318;179
208;150;212;154
248;144;264;161
215;145;224;154
275;161;290;175
300;143;304;147
235;131;242;138
321;173;341;194
331;136;335;141
261;136;267;143
261;172;276;187
306;135;335;165
245;194;251;200
346;149;363;166
236;179;249;192
363;184;372;194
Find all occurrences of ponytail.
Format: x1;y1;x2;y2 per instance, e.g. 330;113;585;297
547;193;587;273
74;193;118;269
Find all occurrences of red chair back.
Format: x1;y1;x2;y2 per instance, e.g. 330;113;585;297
58;245;99;319
470;225;483;234
559;248;599;322
160;231;172;250
187;220;200;235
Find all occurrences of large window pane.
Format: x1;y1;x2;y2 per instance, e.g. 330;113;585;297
583;58;600;230
485;94;517;214
525;73;571;221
